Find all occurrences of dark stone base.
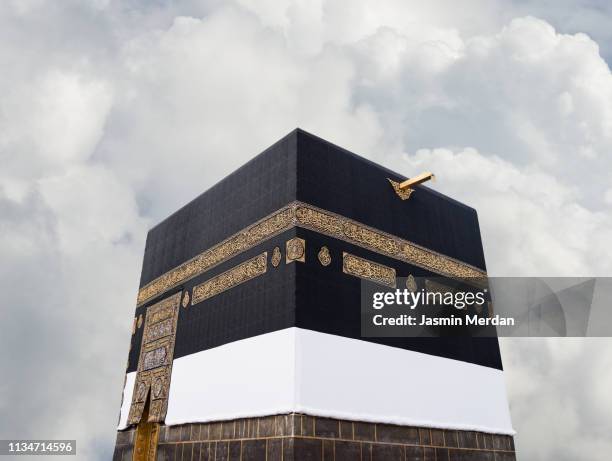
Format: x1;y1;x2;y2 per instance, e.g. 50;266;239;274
114;413;516;461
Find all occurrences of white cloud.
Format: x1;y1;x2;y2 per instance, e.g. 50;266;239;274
501;338;612;461
0;68;113;179
396;147;612;277
1;1;611;460
38;164;145;253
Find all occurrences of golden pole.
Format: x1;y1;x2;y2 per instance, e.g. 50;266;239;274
399;172;435;190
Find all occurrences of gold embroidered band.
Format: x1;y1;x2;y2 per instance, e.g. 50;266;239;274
137;202;486;306
342;252;397;288
294;204;484;281
136;208;293;306
191;252;268;305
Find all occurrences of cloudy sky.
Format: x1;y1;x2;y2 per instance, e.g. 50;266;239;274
1;1;611;459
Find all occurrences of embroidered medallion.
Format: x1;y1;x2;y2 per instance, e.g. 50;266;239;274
286;237;305;263
318;246;331;266
152;377;164;399
406;274;417;292
136;381;147;402
182;290;190;308
271;246;282;267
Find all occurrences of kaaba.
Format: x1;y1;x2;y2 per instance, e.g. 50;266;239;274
114;129;516;461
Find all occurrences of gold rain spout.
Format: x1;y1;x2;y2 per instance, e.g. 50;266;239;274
388;172;435;200
399;172;435;190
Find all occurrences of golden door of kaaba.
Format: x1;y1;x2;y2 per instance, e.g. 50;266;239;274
133;396;159;461
127;292;181;460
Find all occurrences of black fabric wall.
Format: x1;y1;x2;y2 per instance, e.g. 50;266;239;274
139;132;298;288
139;129;485;289
293;227;501;370
127;129;500;373
128;229;297;373
295;130;486;271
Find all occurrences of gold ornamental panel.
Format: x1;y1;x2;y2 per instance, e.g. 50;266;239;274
343;222;400;255
342;252;397;288
128;292;181;425
191;252;268;305
295;206;344;236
